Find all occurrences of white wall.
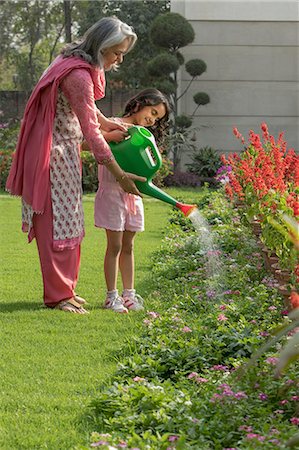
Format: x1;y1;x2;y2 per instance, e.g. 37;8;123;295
171;0;299;161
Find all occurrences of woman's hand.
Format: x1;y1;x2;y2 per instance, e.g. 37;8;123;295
117;173;146;197
103;129;128;143
98;113;128;133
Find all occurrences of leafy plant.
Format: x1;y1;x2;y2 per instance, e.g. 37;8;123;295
81;150;98;193
186;146;222;178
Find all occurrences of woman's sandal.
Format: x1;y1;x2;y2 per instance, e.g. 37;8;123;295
74;294;87;305
55;298;89;314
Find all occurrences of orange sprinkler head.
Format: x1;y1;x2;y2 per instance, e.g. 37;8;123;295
175;202;197;217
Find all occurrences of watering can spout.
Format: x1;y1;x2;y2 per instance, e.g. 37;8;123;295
109;126;197;217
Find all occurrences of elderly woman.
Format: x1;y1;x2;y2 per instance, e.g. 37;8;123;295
6;16;144;314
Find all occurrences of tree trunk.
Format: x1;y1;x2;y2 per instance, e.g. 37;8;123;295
63;0;72;43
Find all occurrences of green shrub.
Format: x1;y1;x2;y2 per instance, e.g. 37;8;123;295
186;146;222;178
0;149;14;190
81;150;98;193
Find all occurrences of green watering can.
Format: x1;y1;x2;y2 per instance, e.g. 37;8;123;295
109;125;196;216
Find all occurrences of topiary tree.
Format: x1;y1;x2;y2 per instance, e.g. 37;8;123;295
148;12;210;169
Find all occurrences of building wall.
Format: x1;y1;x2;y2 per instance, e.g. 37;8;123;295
171;0;299;163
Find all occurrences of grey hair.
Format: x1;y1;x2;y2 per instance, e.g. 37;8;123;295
61;16;137;68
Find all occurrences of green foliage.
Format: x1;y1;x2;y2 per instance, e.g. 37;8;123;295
86;188;298;449
153;78;177;96
0;0;67;91
148;12;210;170
81;150;98;193
147;53;180;77
193;92;210;106
176;51;185;65
175;114;192;130
0;120;20;149
0;149;13;190
150;12;195;50
185;59;207;77
186;146;222;178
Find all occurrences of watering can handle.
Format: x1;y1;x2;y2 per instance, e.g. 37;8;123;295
147;140;163;171
128;126;163;171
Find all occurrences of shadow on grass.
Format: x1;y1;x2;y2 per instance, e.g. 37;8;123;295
0;301;43;313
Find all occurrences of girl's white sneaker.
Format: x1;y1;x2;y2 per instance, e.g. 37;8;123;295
104;295;128;313
122;291;144;311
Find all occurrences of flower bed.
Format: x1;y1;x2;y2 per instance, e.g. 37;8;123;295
219;124;299;291
86;187;298;450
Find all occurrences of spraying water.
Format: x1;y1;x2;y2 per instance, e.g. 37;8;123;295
188;208;223;291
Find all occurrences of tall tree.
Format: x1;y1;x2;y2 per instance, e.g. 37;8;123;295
148;12;210;169
76;0;170;89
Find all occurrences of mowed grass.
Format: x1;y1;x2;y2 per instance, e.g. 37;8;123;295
0;188;197;449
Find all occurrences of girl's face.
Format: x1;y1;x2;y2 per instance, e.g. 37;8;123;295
132;103;166;127
102;38;130;70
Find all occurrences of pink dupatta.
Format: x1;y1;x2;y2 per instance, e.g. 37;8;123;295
6;55;105;214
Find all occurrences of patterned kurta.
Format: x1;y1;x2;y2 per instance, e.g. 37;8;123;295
22;67;113;251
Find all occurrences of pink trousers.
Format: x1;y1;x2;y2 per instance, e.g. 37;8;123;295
32;188;81;307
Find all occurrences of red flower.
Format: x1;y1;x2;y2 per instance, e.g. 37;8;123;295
290;291;299;309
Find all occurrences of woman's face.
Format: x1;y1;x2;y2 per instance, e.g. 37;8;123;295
132;103;167;127
101;38;131;70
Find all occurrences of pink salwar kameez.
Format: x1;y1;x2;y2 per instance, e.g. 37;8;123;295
6;56;114;307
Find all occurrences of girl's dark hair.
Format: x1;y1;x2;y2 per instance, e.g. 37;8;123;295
123;88;170;145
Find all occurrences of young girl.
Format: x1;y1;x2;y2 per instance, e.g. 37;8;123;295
94;88;170;313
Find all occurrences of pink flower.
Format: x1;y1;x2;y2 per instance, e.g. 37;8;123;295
217;314;228;321
187;372;198;379
195;377;209;383
133;376;145;382
168;435;179;442
211;365;229;371
280;399;288;405
266;357;278;365
234;391;248;399
219;304;227;310
274;409;284;414
259;393;268;401
239;425;253;432
290;417;299;425
259;331;270;337
246;433;265;441
291;396;299;401
182;326;192;333
91;442;109;447
143;319;151;326
147;311;160;318
268;305;277;311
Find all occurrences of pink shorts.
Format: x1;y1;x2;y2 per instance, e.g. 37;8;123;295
94;184;144;232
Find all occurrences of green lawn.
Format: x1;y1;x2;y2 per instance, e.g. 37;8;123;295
0;189;196;449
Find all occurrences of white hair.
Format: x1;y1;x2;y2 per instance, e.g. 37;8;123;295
61;16;137;68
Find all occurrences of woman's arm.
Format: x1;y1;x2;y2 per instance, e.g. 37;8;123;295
61;69;145;195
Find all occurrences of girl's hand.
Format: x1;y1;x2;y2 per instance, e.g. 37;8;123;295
117;173;146;197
